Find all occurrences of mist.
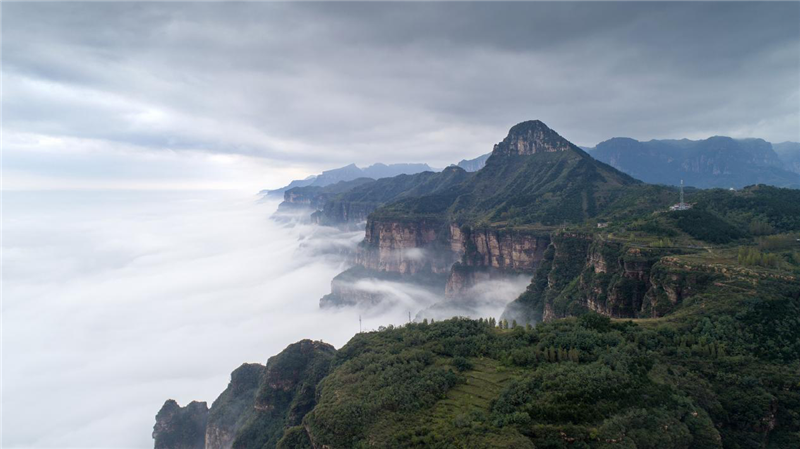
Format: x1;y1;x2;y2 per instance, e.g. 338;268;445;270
2;190;527;448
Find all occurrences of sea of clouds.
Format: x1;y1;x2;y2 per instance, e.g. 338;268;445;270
2;190;526;447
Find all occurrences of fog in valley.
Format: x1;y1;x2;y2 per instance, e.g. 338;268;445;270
2;190;526;447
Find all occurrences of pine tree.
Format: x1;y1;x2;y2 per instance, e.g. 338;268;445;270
569;348;579;363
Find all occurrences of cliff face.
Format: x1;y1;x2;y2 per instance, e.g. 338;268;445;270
450;225;550;271
444;225;550;298
205;363;265;449
505;234;676;323
311;200;377;227
356;219;451;275
230;340;334;449
280;190;325;210
274;178;377;225
154;400;209;449
330;219;552;306
577;244;660;319
490;120;577;157
154;341;335;449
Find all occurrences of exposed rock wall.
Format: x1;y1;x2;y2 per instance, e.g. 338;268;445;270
504;234;680;323
154;400;209;449
329;216;554;306
204;363;265;449
356;219;452;274
154;341;334;449
449;225;550;271
312;201;376;227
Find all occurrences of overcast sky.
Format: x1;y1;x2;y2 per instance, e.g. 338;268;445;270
3;2;799;190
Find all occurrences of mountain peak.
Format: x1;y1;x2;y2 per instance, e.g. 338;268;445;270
492;120;579;157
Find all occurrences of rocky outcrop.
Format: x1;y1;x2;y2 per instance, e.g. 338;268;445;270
444;226;550;298
311;200;376;227
155;341;335;449
280;190;324;210
333;220;551;306
504;234;678;324
205;363;265;449
274;178;376;225
450;225;550;270
321;274;385;308
579;245;660;318
320;265;447;309
356;219;452;275
490;120;578;157
154;400;209;449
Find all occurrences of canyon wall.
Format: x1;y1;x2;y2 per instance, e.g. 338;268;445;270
504;234;710;323
326;217;552;308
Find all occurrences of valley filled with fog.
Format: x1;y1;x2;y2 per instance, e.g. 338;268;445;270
1;190;524;447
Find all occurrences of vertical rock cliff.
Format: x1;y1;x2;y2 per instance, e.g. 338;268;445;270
154;400;209;449
502;233;700;323
154;341;335;449
205;363;265;449
444;225;550;298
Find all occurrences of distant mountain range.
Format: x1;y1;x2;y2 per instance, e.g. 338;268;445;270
262;163;437;197
774;141;800;175
454;153;490;172
586;136;800;188
263;136;800;199
263;154;498;199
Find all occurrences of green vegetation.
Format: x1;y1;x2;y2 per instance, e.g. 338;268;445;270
738;247;784;269
285;300;800;448
162;121;800;449
314;167;469;225
231;341;335;449
669;209;744;244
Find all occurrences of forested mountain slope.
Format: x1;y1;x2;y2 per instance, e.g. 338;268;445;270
158;121;800;449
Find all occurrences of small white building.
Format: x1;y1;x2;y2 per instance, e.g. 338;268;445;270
670;203;692;211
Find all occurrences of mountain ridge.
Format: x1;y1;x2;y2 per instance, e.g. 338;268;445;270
588;136;800;188
158;120;800;449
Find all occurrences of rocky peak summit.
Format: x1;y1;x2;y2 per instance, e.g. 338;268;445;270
491;120;580;157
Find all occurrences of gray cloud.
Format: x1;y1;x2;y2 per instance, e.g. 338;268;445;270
2;193;395;447
3;2;799;187
2;192;524;447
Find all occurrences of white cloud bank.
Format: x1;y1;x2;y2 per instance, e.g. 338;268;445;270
2;191;528;448
2;192;393;447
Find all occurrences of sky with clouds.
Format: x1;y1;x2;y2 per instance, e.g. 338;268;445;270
2;2;800;189
2;3;799;447
3;2;799;190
